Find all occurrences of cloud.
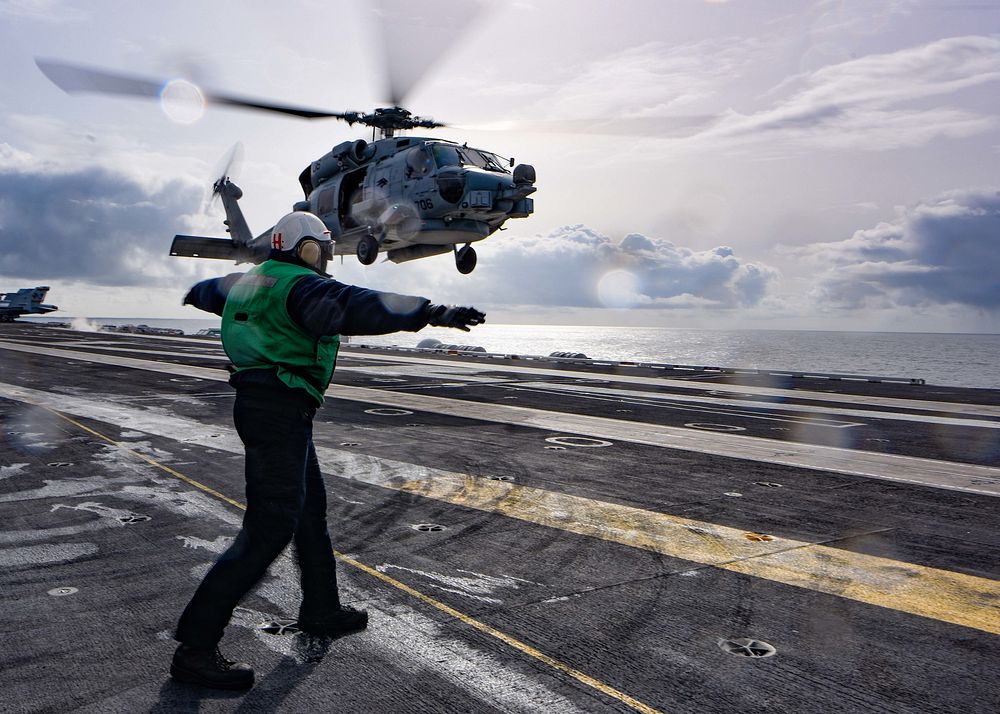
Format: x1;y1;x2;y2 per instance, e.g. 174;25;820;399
0;151;206;287
489;33;998;152
506;37;763;125
450;225;778;310
704;35;1000;151
787;187;1000;309
807;0;918;42
0;0;86;23
544;42;724;117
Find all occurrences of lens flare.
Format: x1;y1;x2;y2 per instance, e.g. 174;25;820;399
159;79;205;125
597;270;643;309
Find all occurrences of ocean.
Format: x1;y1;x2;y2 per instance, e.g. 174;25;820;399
21;317;1000;390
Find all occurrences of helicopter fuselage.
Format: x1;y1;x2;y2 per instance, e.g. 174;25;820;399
297;136;535;270
171;135;535;274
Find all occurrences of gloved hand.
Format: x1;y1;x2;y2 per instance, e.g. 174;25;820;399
426;304;486;332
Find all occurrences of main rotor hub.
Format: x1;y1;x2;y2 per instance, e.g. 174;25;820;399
344;106;442;138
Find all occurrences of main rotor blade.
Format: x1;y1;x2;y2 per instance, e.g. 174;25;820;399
36;58;356;121
205;94;351;120
455;114;722;138
37;58;163;98
373;0;487;106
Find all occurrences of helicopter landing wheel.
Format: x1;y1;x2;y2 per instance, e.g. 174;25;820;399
357;234;379;266
455;244;477;274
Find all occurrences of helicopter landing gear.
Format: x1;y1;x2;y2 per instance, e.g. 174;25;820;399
455;243;477;274
357;233;379;266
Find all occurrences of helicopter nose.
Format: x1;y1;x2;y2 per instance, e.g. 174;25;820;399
436;169;466;203
467;188;494;209
513;163;535;186
496;169;536;212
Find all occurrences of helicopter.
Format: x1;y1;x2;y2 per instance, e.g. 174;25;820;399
35;24;537;275
168;110;537;275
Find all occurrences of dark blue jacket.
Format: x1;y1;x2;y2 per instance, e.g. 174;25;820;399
183;253;431;338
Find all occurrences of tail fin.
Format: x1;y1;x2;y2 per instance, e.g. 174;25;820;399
215;179;254;249
171;179;268;264
29;286;50;305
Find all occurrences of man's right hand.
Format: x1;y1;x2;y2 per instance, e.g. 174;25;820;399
426;304;486;332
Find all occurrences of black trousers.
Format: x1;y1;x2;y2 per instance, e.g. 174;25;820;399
175;386;340;649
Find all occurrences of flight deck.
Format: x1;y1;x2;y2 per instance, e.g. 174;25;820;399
1;322;997;713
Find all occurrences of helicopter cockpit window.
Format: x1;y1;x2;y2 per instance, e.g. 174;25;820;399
317;186;336;216
468;149;509;173
431;144;509;173
432;144;463;169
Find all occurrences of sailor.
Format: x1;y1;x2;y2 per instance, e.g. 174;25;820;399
171;211;484;689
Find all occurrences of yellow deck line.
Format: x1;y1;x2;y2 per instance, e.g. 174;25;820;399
397;475;1000;635
8;384;999;638
40;407;664;714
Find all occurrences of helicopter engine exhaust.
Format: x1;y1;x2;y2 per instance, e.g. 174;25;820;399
302;139;377;196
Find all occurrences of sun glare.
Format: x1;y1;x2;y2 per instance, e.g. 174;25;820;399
597;269;642;309
159;78;206;125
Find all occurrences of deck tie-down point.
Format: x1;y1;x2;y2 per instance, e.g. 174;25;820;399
47;587;78;597
258;619;300;635
718;638;777;658
411;523;447;532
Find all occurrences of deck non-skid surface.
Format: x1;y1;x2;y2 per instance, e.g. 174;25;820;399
1;324;998;713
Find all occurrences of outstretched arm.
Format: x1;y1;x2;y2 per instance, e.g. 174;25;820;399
288;276;485;336
182;273;245;316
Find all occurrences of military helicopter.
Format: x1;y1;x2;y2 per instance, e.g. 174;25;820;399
179;112;535;275
34;3;537;275
167;105;536;274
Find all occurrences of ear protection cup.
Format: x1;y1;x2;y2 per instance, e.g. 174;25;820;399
297;240;322;267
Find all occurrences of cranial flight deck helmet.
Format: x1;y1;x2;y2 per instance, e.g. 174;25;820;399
270;211;332;269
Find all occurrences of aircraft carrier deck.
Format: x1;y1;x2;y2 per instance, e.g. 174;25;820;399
1;321;998;713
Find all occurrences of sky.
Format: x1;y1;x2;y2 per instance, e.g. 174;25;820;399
1;0;999;332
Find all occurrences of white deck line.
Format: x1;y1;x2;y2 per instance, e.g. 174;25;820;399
26;331;1000;418
344;350;1000;418
1;340;998;497
503;381;1000;429
7;337;1000;429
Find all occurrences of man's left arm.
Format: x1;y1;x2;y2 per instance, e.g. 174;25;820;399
288;276;432;336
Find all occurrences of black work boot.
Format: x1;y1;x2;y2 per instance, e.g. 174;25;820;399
170;644;254;690
297;604;369;638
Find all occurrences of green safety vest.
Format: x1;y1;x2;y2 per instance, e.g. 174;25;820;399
222;260;340;405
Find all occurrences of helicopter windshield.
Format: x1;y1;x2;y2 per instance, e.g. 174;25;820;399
431;143;509;173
